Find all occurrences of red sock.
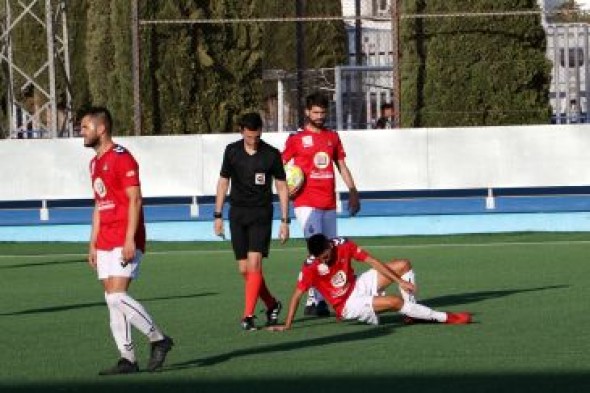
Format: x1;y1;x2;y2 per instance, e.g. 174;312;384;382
244;271;262;318
258;277;276;309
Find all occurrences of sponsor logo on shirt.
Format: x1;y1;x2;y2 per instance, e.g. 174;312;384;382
98;200;115;211
313;151;330;169
255;173;266;185
331;270;347;288
93;177;107;198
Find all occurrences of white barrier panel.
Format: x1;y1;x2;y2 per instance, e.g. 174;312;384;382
1;124;590;201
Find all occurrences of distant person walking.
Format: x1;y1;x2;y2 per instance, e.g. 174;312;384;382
81;107;173;375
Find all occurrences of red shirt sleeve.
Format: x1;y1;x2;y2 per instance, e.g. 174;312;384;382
117;153;141;189
282;134;296;163
334;132;346;162
296;264;314;292
346;239;370;262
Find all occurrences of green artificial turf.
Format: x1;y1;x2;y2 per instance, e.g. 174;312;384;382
1;233;589;393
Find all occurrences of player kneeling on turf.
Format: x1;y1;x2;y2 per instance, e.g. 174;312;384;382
267;234;471;330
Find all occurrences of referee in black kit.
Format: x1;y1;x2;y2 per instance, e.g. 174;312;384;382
213;112;290;331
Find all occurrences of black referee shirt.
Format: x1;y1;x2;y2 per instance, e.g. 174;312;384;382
220;139;286;207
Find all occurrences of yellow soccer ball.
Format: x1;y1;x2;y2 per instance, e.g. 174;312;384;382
285;164;305;194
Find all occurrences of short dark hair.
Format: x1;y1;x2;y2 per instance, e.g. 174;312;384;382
239;112;263;131
307;234;331;257
381;102;393;111
305;92;329;110
81;106;113;134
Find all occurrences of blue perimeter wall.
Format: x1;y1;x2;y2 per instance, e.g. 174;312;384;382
2;188;590;242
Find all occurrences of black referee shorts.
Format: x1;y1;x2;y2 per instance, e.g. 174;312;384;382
229;205;273;260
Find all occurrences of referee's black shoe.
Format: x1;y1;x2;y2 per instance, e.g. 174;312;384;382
241;315;257;331
98;358;139;376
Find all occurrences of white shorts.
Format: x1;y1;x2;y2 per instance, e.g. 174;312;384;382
341;269;380;325
96;247;142;280
294;207;337;238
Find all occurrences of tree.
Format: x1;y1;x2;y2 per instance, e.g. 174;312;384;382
401;0;551;127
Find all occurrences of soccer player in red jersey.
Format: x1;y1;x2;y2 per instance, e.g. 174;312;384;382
81;107;173;375
282;92;360;316
267;234;472;331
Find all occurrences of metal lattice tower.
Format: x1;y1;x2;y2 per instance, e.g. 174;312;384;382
0;0;72;139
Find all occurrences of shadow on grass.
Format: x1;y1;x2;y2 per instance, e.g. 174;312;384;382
0;292;218;316
169;325;394;369
420;285;569;309
0;258;86;269
2;373;589;393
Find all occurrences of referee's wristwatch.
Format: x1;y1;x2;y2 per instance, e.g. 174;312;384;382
213;212;223;219
281;217;291;224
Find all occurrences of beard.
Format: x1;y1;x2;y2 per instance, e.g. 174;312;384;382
308;117;325;129
84;135;99;148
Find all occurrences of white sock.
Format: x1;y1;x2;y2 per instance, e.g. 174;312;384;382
105;293;135;362
400;301;447;322
306;287;325;306
400;270;417;303
106;292;164;342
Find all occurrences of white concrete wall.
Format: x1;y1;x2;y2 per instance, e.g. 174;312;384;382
2;124;590;201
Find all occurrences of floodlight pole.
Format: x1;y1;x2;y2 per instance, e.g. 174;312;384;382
131;0;141;136
391;0;401;127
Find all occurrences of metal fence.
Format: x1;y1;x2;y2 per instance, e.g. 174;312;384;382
547;23;590;124
262;65;394;132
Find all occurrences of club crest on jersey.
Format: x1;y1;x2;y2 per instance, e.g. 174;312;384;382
113;145;126;154
93;177;107;198
317;263;329;275
331;270;347;288
302;135;313;148
313;151;330;169
255;173;266;185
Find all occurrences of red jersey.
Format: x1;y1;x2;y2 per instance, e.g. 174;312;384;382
282;127;346;210
90;144;146;252
296;237;370;317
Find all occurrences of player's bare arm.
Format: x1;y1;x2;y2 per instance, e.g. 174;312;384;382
213;177;229;237
266;287;305;331
364;256;415;294
336;159;360;216
88;204;100;269
275;178;290;244
123;185;142;263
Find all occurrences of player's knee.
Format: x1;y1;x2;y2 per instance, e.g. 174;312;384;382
387;296;404;311
388;258;412;274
